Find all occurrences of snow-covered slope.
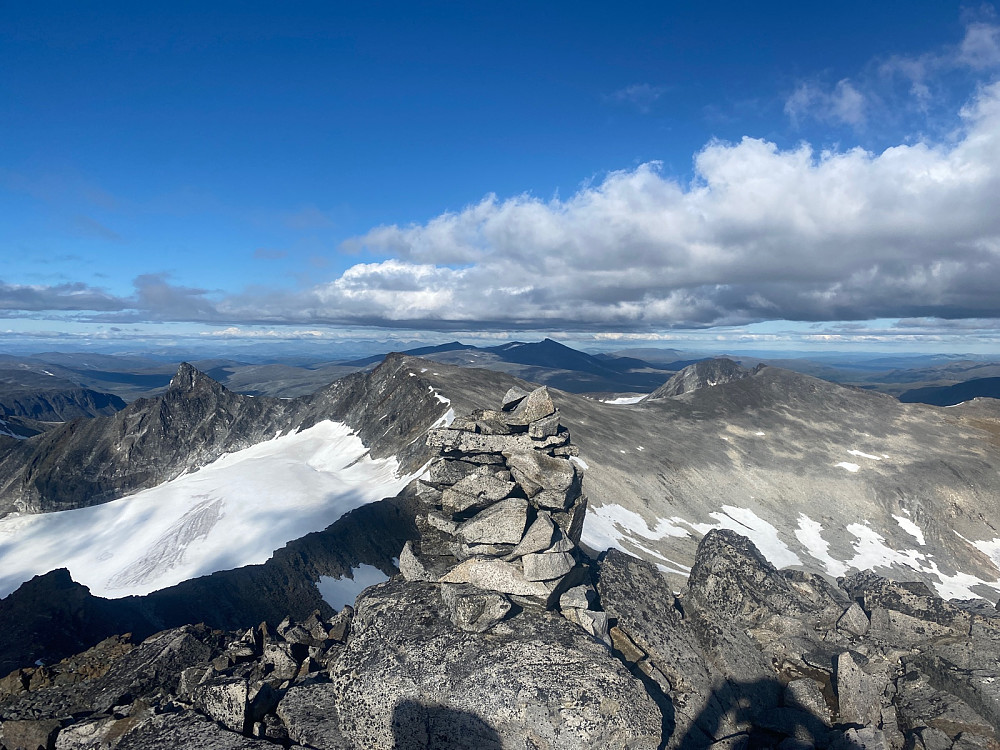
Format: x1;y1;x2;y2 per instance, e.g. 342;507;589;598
0;420;413;599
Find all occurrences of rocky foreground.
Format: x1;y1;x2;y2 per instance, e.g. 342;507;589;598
2;389;1000;749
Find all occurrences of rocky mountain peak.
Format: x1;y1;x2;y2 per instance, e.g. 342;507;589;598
648;357;753;398
167;362;216;394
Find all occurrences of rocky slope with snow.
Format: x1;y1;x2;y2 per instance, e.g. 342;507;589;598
3;377;1000;748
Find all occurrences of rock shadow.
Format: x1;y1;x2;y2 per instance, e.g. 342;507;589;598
391;699;503;750
678;676;831;750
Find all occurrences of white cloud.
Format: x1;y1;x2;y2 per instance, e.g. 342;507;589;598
785;79;867;127
316;83;1000;329
958;20;1000;69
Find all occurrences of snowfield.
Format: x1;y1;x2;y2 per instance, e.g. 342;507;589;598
0;421;413;599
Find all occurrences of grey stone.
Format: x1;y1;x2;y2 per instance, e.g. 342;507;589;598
456;498;528;545
553;494;588;545
757;706;829;746
784;678;830;724
534;487;578;510
560;584;597;611
530;429;571;449
427;429;536;455
439;557;551;597
835;652;882;726
521;550;576;581
551;444;580;457
425;511;458;534
399;540;435;582
194;677;252;733
457;542;515;559
500;386;529;411
327;607;352;642
502;386;555;426
114;711;278;749
428;458;478;486
546;529;576;552
506;511;557;559
54;717;118;750
576;609;610;642
528;410;561;438
837;602;870;637
177;665;212;696
868;607;955;647
440;584;512;633
894;664;996;742
261;643;299;682
506;450;578;498
277;684;350;748
441;471;517;515
599;547;782;745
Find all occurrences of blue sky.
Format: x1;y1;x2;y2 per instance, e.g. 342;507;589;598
3;1;1000;354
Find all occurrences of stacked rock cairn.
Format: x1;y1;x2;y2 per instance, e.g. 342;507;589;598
399;385;609;642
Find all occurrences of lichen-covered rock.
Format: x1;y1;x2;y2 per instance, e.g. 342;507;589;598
322;579;663;749
440;584;511;633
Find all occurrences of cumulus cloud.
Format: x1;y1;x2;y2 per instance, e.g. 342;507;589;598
307;82;998;329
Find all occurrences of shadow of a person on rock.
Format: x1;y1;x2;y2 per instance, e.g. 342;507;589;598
391;699;503;750
677;676;833;750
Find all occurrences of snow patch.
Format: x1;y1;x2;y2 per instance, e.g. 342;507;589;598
848;450;881;461
569;455;589;470
835;462;860;473
603;396;645;405
431;408;456;429
794;515;849;577
0;421;414;599
317;565;390;610
581;503;690;554
843;523;925;571
893;515;926;546
755;431;765;436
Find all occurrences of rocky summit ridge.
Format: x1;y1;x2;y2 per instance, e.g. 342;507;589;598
3;391;1000;749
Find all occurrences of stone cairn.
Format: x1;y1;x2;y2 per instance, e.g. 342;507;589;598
399;385;609;642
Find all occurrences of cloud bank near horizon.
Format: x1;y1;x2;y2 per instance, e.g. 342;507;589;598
4;80;1000;334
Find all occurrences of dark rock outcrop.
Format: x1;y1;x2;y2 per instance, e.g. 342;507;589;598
646;357;753;399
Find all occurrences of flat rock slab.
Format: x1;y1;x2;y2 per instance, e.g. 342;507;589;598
427;430;537;455
439;557;550;598
456;498;528;546
521;550;576;582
